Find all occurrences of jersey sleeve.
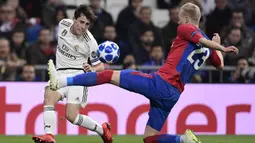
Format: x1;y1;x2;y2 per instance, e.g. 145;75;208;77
177;24;204;44
85;30;101;66
210;50;221;68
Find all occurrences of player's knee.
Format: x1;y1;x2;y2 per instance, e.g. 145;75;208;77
65;110;77;123
65;105;79;123
111;71;120;85
44;87;60;105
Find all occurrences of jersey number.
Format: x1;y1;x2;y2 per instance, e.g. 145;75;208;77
187;47;210;70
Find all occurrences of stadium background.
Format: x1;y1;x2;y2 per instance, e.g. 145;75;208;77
0;0;255;142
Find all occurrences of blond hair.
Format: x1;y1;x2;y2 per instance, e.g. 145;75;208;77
180;2;201;24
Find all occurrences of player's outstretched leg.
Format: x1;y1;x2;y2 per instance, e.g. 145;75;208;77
48;59;116;90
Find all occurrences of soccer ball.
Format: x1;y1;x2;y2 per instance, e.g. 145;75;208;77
97;41;120;64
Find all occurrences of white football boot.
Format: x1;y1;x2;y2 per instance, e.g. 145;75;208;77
181;129;201;143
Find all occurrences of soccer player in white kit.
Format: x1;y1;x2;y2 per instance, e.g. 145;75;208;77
32;5;112;143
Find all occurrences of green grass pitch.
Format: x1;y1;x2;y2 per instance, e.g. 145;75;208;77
1;135;255;143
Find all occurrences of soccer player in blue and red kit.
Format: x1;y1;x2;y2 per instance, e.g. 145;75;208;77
48;3;238;143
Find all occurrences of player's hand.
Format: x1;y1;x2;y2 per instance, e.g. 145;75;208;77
223;46;239;55
212;33;221;44
83;63;93;72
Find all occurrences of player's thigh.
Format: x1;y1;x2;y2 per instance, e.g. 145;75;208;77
44;86;62;105
119;69;155;98
66;86;88;107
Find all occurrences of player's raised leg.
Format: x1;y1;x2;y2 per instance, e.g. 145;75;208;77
48;60;155;98
32;87;61;143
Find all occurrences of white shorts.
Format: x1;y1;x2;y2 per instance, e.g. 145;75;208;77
57;86;88;108
48;69;88;108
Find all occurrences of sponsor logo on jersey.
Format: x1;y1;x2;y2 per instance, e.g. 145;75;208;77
57;45;77;60
61;20;71;27
62;29;67;36
91;51;97;58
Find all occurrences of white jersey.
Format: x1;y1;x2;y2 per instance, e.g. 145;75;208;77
56;19;100;75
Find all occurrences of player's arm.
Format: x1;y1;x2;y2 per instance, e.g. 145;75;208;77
178;24;239;54
210;34;224;70
86;31;105;72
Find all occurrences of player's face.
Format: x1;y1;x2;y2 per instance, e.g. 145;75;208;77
73;15;90;35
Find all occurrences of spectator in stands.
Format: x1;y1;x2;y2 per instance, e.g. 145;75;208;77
26;28;56;65
0;4;24;39
133;27;155;65
89;0;113;42
129;6;164;54
17;64;38;81
10;28;28;60
41;0;64;28
20;0;43;18
6;0;27;22
103;25;129;64
90;0;113;26
205;0;232;39
230;57;249;83
143;45;165;73
0;37;25;81
221;10;255;44
116;0;142;42
223;28;254;66
248;49;255;66
161;5;179;54
123;54;137;69
53;7;68;42
227;0;252;25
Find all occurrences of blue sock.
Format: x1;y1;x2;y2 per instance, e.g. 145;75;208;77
67;72;97;86
158;135;180;143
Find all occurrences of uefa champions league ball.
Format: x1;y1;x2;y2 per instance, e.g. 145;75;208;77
97;41;120;64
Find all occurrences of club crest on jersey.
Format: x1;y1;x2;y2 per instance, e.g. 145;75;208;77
74;45;79;51
62;29;67;36
91;51;97;58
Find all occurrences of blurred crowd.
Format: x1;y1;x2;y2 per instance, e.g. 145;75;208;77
0;0;255;83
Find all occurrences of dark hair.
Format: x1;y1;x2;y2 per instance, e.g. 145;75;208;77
151;45;163;52
12;28;25;35
55;6;68;24
232;9;243;15
74;5;97;23
237;56;247;62
140;26;154;36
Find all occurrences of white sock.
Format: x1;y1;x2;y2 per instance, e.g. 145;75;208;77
43;105;57;135
59;76;67;87
73;114;104;135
